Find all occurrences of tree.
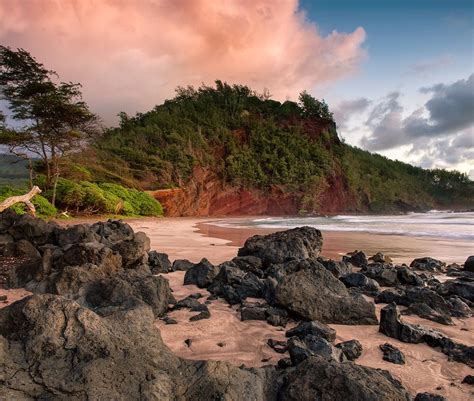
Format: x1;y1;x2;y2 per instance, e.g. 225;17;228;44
298;91;334;121
0;46;99;205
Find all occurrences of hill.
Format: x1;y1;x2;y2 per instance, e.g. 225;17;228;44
66;82;474;216
0;154;29;187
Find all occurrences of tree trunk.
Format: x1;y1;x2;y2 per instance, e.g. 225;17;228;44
0;186;42;215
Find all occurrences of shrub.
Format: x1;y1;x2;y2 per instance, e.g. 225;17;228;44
0;186;57;217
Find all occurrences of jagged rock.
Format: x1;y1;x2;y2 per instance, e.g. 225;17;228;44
340;272;380;294
172;259;194;271
84;272;174;317
462;375;474;385
230;255;264;277
56;224;99;247
336;339;363;361
265;306;289;327
380;343;406;364
464;256;474;272
410;257;446;272
238;226;323;267
285;321;336;342
5;239;42;288
174;295;208;312
317;257;352;278
183;258;220;288
279;356;411;401
402;303;453;325
241;305;267;321
414;393;447;401
370;252;392;264
91;219;135;243
112;231;150;268
277;358;292;369
379;303;474;367
148;251;172;273
446;296;471;317
0;294;278;401
361;263;399;286
437;278;474;302
274;259;377;325
189;310;211;321
343;250;368;268
6;213;58;245
304;337;345;362
397;266;424;286
267;339;288;353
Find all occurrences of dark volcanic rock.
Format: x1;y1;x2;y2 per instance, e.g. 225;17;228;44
279;356;411;401
370;252;392;264
464;256;474;272
172;258;194;271
0;294;277;401
361;263;399;287
267;339;288;353
462;375;474;385
336;339;363;361
183;258;220;288
410;257;446;272
287;337;344;365
414;393;447;401
340;272;380;294
148;251;172;273
317;257;352;278
112;231;150;268
402;303;453;325
274;259;377;325
380;343;406;364
437;277;474;302
343;250;368;268
240;304;267;321
237;226;323;267
285;321;336;342
379;303;474;367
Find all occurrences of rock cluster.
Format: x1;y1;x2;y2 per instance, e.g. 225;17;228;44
0;212;413;400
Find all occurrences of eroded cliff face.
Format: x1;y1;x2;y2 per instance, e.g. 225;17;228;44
150;166;359;217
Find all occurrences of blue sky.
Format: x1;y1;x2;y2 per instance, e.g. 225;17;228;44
299;0;474;176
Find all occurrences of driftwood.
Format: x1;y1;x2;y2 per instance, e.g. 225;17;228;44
0;186;42;215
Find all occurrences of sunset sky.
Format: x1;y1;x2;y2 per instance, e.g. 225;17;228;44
0;0;473;177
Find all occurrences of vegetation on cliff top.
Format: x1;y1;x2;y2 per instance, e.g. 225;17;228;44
69;81;473;213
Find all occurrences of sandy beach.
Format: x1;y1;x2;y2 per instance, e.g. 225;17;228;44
2;216;473;400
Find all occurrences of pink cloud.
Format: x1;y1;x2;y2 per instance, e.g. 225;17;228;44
0;0;366;123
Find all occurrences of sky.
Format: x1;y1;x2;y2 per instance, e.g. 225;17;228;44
0;0;473;177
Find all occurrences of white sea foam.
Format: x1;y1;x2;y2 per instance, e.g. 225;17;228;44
211;211;474;240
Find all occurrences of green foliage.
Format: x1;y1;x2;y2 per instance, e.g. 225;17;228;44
0;186;57;217
34;177;163;216
59;80;472;213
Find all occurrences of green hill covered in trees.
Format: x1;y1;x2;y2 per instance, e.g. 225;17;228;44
65;82;473;215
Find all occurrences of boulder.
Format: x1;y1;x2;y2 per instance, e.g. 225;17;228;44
274;259;377;325
379;343;406;364
285;321;336;342
410;257;446;272
370;252;392;264
464;256;474;272
414;393;447;401
91;219;135;243
317;257;352;278
6;213;58;245
343;250;368;268
238;226;323;267
462;375;474;385
172;259;194;271
183;258;220;288
437;278;474;302
241;305;268;321
112;231;150;267
279;356;411;401
336;339;363;361
340;272;380;294
361;263;399;287
402;303;453;326
148;251;172;274
56;224;99;247
267;339;288;354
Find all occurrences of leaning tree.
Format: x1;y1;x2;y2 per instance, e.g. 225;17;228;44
0;46;99;205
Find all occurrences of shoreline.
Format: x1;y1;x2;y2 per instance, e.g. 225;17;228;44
57;216;472;265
